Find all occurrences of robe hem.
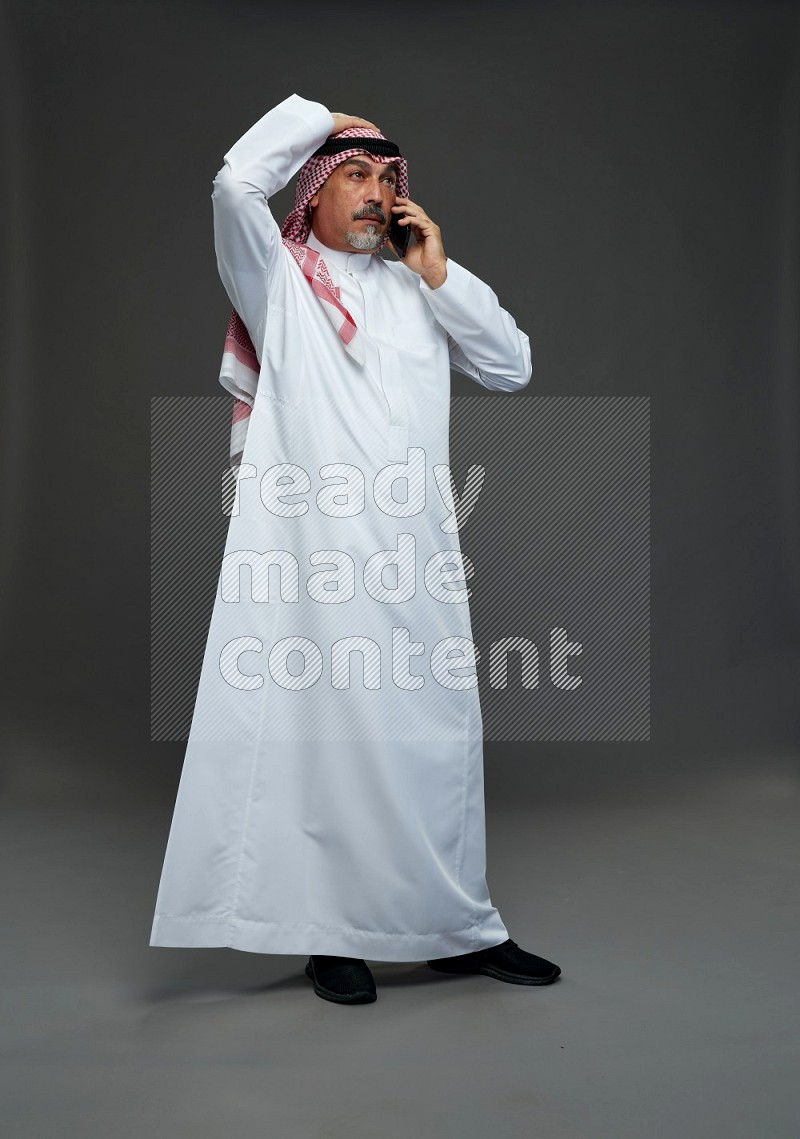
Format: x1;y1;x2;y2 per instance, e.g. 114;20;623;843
149;912;509;962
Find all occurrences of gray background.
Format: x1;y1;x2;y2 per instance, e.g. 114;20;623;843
1;1;799;1137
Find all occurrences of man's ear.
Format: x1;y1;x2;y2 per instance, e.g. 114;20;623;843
309;191;320;208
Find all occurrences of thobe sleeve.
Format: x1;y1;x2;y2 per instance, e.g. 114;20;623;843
417;258;532;391
211;93;335;354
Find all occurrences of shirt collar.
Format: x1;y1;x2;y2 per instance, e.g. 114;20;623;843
305;228;377;275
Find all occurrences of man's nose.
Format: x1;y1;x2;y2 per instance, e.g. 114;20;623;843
364;177;394;202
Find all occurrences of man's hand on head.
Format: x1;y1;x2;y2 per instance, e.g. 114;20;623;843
330;113;381;135
389;198;447;289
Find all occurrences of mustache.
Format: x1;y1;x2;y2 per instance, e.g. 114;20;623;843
352;205;387;224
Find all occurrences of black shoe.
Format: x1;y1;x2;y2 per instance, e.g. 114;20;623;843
427;938;561;986
304;955;377;1004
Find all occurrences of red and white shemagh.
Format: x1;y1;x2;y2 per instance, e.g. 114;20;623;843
218;126;409;468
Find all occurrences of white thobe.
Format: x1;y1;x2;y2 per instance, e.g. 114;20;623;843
149;94;531;961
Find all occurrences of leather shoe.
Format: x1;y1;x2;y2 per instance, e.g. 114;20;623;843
304;955;377;1004
427;938;561;986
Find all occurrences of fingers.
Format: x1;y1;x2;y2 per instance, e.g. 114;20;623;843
391;199;427;218
391;200;438;231
331;112;381;133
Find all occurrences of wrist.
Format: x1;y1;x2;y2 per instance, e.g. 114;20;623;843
421;261;447;290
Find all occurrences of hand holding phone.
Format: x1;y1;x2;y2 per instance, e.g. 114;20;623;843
389;198;447;286
388;212;411;259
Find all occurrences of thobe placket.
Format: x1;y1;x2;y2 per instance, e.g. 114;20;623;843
305;231;409;460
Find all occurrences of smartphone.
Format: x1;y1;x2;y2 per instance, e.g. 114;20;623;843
389;213;411;259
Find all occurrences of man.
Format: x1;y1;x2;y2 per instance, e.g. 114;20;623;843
149;94;561;1005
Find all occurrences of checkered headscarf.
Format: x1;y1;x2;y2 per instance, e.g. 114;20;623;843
219;127;409;469
282;125;409;245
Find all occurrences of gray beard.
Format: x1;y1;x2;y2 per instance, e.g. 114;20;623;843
346;225;383;251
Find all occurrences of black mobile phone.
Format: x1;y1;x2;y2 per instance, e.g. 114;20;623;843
389;213;411;259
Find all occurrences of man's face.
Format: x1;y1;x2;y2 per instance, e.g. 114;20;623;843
309;156;398;253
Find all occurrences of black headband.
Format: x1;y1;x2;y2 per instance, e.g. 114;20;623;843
311;136;403;159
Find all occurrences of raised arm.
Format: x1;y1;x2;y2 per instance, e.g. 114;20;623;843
389;196;531;391
211;93;335;354
420;261;532;391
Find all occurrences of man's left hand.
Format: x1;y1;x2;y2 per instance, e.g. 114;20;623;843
389;198;447;289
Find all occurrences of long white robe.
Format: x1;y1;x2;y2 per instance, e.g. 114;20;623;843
149;94;531;960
